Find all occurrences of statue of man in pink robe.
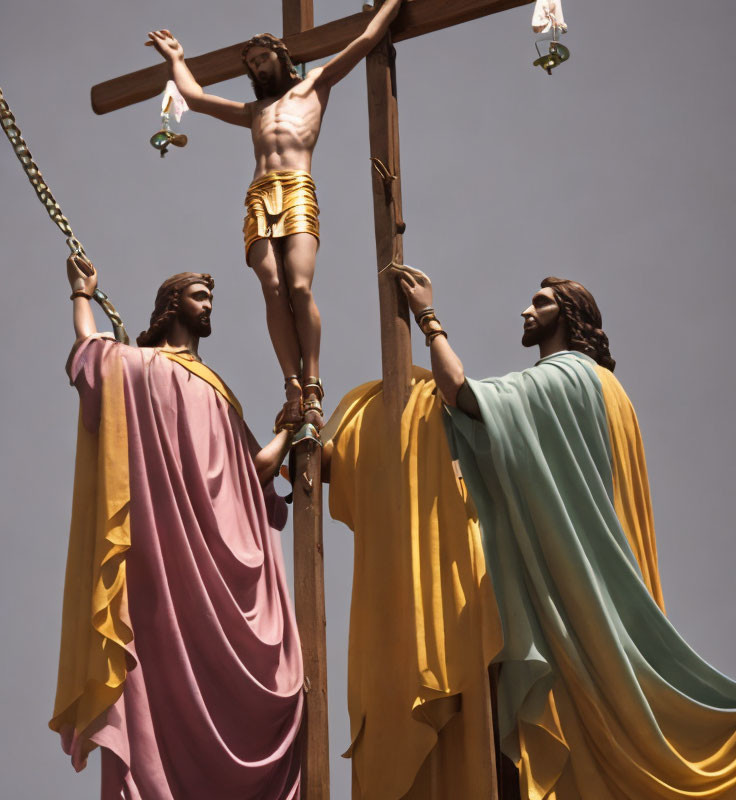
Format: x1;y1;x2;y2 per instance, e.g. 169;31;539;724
51;256;304;799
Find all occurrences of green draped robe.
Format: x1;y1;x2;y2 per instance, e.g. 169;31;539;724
445;350;736;800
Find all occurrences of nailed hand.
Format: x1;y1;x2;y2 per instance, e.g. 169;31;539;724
146;29;185;62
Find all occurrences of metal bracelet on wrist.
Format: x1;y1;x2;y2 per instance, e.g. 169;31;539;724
425;329;448;347
414;306;435;325
417;313;439;336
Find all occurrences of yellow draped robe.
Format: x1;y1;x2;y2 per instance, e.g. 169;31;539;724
50;345;132;769
326;368;504;799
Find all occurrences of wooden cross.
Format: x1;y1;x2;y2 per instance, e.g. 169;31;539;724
91;1;532;796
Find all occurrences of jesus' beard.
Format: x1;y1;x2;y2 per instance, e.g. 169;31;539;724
251;71;299;101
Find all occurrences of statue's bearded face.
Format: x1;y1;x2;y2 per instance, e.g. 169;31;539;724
521;287;560;347
179;282;212;338
245;46;285;96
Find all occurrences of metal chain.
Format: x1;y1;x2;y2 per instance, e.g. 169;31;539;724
0;86;129;343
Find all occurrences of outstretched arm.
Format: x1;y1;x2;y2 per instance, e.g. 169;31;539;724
67;255;98;341
313;0;403;89
399;267;481;419
147;30;253;127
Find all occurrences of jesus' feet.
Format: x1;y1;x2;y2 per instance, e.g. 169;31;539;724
302;377;324;430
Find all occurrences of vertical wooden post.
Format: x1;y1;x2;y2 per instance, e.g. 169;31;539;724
282;0;314;37
366;34;413;426
282;2;330;798
292;437;330;799
366;33;506;800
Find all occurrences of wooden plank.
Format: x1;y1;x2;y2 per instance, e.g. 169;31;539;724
279;3;330;797
91;0;533;114
366;35;412;427
292;436;330;800
282;0;314;37
294;0;533;59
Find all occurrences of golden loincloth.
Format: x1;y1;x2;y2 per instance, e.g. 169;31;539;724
243;170;320;261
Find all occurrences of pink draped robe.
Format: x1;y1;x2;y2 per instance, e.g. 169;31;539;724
65;337;303;799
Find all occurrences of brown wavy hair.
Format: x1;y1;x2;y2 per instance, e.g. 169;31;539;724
541;276;616;372
241;33;301;100
136;272;214;348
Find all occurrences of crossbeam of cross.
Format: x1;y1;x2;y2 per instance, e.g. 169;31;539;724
91;1;534;797
90;0;532;114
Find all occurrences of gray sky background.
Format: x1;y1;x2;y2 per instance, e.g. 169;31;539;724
1;0;735;797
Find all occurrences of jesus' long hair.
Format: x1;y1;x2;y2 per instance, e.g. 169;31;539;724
136;272;215;348
541;276;616;372
241;33;301;100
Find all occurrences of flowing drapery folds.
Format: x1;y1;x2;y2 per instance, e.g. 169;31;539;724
243;169;320;260
325;369;503;799
446;350;736;800
51;337;303;799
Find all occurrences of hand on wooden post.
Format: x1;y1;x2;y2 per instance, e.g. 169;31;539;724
397;265;433;315
146;30;185;63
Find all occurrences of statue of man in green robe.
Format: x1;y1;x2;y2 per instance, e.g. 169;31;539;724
398;268;736;800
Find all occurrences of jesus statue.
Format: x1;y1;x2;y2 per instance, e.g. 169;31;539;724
147;0;403;430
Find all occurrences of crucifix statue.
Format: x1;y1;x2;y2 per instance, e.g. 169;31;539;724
90;1;542;797
146;0;402;432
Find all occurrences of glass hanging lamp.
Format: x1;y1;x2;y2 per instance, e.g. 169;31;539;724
533;24;569;75
150;81;189;157
531;0;569;75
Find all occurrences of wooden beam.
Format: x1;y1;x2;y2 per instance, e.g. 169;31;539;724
91;0;533;114
280;2;330;796
296;0;533;58
292;436;330;800
282;0;314;38
366;35;412;427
